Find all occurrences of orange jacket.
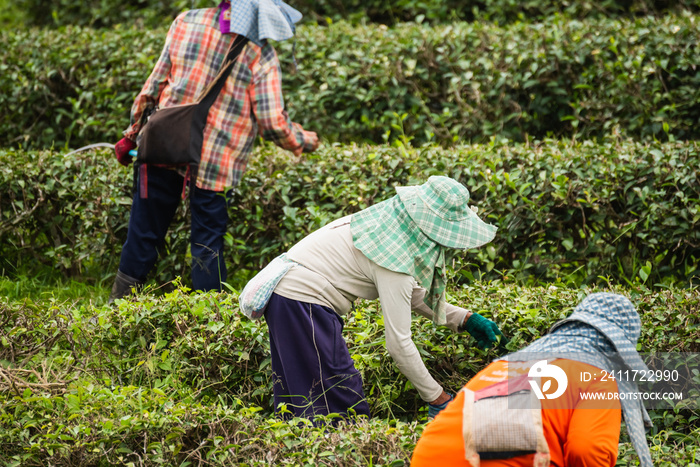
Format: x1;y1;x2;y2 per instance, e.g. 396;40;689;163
411;359;621;467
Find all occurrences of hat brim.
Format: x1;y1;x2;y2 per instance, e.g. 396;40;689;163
279;1;302;23
396;186;497;249
550;312;649;374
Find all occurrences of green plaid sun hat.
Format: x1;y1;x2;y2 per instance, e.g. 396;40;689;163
397;175;498;249
351;176;497;325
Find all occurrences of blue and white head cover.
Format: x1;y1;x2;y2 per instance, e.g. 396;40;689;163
220;0;302;46
503;293;654;467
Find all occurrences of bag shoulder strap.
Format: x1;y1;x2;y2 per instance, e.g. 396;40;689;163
197;35;249;107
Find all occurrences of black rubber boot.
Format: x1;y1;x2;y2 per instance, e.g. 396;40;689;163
108;270;143;304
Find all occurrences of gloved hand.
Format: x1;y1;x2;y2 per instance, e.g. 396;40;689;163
428;393;453;418
461;312;505;350
115;137;137;166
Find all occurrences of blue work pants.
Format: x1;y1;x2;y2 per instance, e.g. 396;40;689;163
118;166;229;291
265;293;371;420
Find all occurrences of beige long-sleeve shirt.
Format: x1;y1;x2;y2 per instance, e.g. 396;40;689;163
274;215;470;402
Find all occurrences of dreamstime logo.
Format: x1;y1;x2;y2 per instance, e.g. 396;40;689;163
528;360;568;400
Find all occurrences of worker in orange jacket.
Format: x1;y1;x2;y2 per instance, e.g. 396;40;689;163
411;293;654;467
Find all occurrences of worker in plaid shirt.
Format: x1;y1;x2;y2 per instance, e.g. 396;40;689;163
109;0;318;303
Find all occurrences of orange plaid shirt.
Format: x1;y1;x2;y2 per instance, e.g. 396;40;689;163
124;8;315;192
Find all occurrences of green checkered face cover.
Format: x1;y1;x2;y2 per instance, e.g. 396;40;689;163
350;176;496;325
351;195;448;323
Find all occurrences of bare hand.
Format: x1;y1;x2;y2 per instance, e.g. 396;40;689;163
429;390;452;406
306;131;319;152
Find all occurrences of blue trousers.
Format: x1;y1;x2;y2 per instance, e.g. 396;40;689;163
119;166;229;291
265;293;371;420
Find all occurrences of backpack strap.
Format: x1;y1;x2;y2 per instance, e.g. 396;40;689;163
184;162;199;200
132;160;150;199
461;389;481;467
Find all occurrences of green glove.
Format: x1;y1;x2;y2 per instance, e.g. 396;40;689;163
461;312;504;349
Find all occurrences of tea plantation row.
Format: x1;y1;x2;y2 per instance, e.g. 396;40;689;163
13;0;700;27
1;139;698;289
2;13;699;149
0;282;698;465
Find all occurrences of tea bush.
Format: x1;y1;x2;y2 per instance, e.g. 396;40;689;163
0;283;698;465
14;0;173;28
298;0;700;25
1;14;699;149
229;139;700;288
1;139;698;289
14;0;206;28
13;0;700;27
0;0;25;28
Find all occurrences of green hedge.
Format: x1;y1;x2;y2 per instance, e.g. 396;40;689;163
14;0;192;28
0;284;698;464
1;14;699;149
13;0;700;27
296;0;700;25
287;15;700;144
1;139;698;288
